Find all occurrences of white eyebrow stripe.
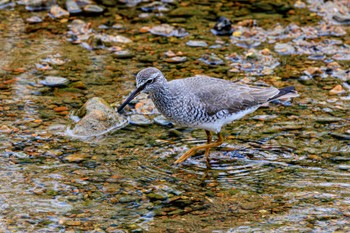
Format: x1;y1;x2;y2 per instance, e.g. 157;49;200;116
150;72;159;80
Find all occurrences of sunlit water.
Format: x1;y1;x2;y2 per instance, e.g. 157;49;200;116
0;1;350;232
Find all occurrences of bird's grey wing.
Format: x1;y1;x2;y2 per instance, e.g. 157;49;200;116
191;79;279;116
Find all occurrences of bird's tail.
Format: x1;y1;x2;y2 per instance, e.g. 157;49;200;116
269;86;299;101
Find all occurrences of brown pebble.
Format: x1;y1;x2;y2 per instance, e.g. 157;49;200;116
0;125;12;133
71;81;87;89
308;154;322;161
64;153;90;162
329;85;345;95
58;111;69;115
54;106;69;112
305;67;322;76
216;192;224;197
139;26;150;33
65;220;81;226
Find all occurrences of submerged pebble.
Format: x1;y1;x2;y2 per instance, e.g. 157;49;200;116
332;15;350;25
83;4;104;13
199;53;224;66
211;16;233;36
66;0;82;14
25;0;55;11
40;76;69;87
149;24;189;37
67;97;128;138
112;50;134;59
274;43;296;55
226;49;280;76
154;115;173;127
63;153;90;162
140;1;169;13
308;54;326;60
164;56;187;63
0;0;15;9
128;115;153;125
329;85;345;95
186;40;208;47
26;16;42;23
49;5;69;18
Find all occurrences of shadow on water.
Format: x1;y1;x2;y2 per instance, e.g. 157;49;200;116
0;0;350;232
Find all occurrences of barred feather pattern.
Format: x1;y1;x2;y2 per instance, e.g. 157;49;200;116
135;67;295;133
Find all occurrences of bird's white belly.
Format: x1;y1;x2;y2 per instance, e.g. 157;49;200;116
194;106;259;133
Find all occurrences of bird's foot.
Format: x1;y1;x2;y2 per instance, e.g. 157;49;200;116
174;148;197;164
174;132;223;165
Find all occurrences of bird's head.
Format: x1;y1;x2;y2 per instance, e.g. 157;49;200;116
135;67;166;94
117;67;166;113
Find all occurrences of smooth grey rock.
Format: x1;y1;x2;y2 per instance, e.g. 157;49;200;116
66;97;128;138
40;76;69;87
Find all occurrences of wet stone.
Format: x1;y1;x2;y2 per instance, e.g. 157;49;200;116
164;56;187;63
235;39;261;49
149;24;189;37
128;115;153;126
186;40;208;47
199;53;224;66
63;153;90;162
26;16;42;23
337;165;350;171
10;151;30;159
119;196;141;203
329;133;350;140
332;15;350;25
294;0;306;8
211;16;233;36
315;117;342;123
66;0;82;14
274;43;296;55
49;5;69;18
329;85;345;95
83;4;104;13
226;49;280;75
0;0;15;9
41;54;68;65
140;2;169;13
96;34;132;44
25;0;56;11
40;76;69;87
308;54;326;60
154;115;173;127
67;97;128;138
138;12;151;19
251;114;277;121
68;19;90;35
332;53;350;61
147;192;168;201
112;50;134;59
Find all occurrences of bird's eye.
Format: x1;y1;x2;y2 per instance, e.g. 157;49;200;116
146;79;154;84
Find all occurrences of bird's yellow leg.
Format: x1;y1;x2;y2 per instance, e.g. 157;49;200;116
204;130;212;168
174;132;223;164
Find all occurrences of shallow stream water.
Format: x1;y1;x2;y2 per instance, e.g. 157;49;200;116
1;0;350;232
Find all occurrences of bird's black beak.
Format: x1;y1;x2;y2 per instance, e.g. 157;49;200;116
117;83;146;113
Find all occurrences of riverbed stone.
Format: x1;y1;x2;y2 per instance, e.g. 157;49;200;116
40;76;69;87
63;153;91;162
67;97;128;138
50;5;70;18
128;115;153;125
186;40;208;47
147;192;168;201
